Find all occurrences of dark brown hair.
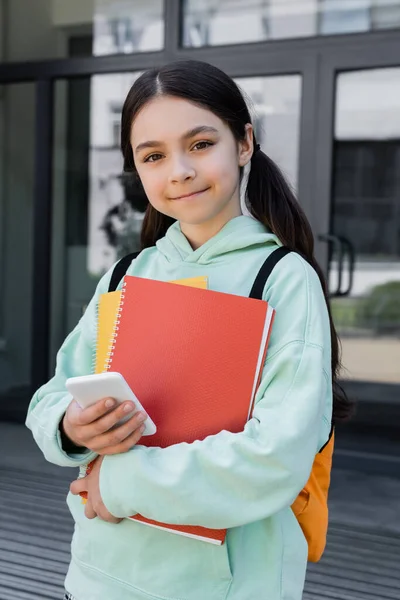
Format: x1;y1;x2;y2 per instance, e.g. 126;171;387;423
120;59;352;422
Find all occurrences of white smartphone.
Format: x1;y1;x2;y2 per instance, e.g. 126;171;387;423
65;372;156;436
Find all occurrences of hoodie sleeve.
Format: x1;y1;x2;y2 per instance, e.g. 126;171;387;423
25;268;113;468
100;254;333;528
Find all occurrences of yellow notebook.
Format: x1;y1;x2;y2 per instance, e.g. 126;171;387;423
95;276;208;374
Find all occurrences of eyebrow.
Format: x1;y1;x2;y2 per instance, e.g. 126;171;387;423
134;125;219;154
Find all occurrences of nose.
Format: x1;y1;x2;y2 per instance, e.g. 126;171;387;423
168;155;195;184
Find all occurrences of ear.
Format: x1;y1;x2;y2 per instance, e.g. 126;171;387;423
238;124;254;167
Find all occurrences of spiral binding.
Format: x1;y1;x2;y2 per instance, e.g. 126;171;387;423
91;300;100;374
103;281;126;372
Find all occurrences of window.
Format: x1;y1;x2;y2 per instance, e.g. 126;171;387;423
94;0;164;54
182;0;400;47
236;75;302;191
330;68;400;384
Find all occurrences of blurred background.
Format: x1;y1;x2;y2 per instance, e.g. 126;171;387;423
0;1;399;598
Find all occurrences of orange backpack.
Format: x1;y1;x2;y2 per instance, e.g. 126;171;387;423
291;430;334;562
107;247;335;562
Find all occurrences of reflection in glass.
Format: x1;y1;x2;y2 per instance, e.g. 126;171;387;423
93;0;164;55
319;0;370;34
236;75;302;191
54;74;147;342
330;68;400;384
182;0;400;46
88;74;144;277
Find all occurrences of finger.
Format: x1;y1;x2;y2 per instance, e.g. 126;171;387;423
101;405;147;438
99;423;146;456
70;478;86;495
94;411;146;452
74;401;138;446
72;397;120;426
84;499;97;520
91;401;138;435
95;504;122;524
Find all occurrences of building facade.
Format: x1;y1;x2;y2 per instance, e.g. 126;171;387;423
0;0;399;427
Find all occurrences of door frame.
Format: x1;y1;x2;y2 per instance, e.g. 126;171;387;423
312;39;400;406
312;38;400;259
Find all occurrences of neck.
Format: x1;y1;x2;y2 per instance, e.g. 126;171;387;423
180;222;226;250
180;204;241;250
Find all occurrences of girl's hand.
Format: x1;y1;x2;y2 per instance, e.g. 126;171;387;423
62;397;147;455
70;456;122;523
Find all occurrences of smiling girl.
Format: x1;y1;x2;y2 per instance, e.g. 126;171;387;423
26;60;350;600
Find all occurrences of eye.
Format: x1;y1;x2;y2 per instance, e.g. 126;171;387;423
192;141;213;151
144;153;163;163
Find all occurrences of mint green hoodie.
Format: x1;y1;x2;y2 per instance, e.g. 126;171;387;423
26;216;332;600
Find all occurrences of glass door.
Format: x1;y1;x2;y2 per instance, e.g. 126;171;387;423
311;39;400;420
330;67;400;391
51;73;145;361
0;83;36;420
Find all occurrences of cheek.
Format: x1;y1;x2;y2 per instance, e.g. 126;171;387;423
138;168;165;203
205;153;239;189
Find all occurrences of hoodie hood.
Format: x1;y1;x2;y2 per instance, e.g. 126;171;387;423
155;216;282;265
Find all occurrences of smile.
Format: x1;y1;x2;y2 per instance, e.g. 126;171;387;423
170;188;210;201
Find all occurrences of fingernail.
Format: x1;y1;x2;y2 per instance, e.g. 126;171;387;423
105;399;114;408
137;413;146;423
140;424;146;433
124;402;135;412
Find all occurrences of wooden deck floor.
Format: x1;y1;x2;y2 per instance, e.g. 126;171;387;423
1;423;400;600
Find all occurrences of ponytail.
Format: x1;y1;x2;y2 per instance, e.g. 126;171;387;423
247;148;353;422
141;203;175;250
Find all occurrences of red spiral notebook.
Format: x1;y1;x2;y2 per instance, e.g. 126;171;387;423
101;275;275;544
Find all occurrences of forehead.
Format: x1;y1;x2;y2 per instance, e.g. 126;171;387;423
131;95;227;142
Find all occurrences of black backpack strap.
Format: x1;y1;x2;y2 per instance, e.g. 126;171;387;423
108;251;140;293
249;246;292;300
319;420;334;453
250;246;335;450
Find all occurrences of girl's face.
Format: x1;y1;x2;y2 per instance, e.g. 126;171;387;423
131;95;253;247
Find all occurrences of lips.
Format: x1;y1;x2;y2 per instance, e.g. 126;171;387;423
170;188;209;200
